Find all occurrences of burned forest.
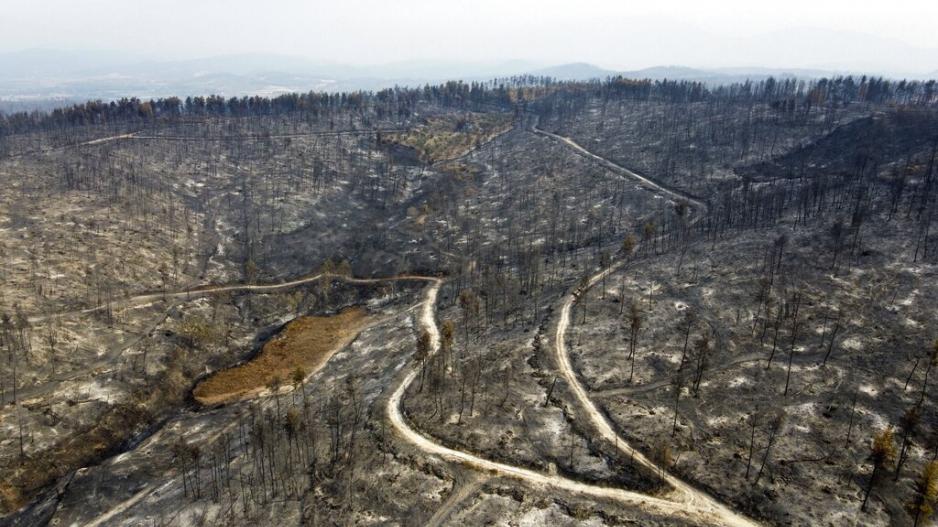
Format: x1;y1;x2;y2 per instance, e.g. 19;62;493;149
1;74;937;527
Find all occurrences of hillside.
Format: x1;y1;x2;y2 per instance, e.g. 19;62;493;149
1;75;937;527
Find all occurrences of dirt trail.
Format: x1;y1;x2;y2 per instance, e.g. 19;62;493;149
594;352;765;398
27;273;330;323
555;267;757;527
424;470;488;526
131;128;405;141
79;133;138;146
385;275;759;525
2;131;140;159
532;127;708;214
386;281;704;521
27;272;442;324
388;125;755;525
542;129;757;526
4;128;406;161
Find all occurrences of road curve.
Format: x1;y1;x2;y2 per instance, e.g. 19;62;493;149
383;127;757;526
386;280;710;522
385;275;758;525
555;266;757;527
28;272;442;324
540;127;756;526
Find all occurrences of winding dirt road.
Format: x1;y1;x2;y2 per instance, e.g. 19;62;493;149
385;275;757;525
555;266;756;527
540;128;756;526
386;280;704;522
28;271;439;324
385;129;758;525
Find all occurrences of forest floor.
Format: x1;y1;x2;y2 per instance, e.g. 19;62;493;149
3;99;936;526
0;119;752;524
568;213;937;526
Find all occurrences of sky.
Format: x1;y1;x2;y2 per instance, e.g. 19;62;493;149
2;0;938;73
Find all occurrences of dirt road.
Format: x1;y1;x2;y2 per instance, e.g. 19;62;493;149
543;129;756;526
532;126;708;214
385;129;757;526
386;280;707;522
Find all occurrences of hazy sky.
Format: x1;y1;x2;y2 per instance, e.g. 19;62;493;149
3;0;938;71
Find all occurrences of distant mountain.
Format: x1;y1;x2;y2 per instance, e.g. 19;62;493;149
619;66;713;80
615;66;849;84
1;46;936;111
526;64;874;85
731;28;938;75
0;48;146;79
0;52;550;103
528;62;616;80
368;59;543;81
523;64;851;85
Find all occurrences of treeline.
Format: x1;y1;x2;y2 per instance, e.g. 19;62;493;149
6;74;936;140
615;74;935;106
0;78;541;138
532;75;938;119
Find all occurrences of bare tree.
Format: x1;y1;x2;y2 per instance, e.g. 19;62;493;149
415;329;431;392
628;299;642;383
671;366;685;436
754;410;786;484
691;332;711;397
895;405;922;481
745;410;759;479
783;291;802;396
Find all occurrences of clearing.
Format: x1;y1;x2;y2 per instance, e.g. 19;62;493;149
193;307;370;405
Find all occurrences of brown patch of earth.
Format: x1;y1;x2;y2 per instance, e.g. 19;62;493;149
193;307;370;405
